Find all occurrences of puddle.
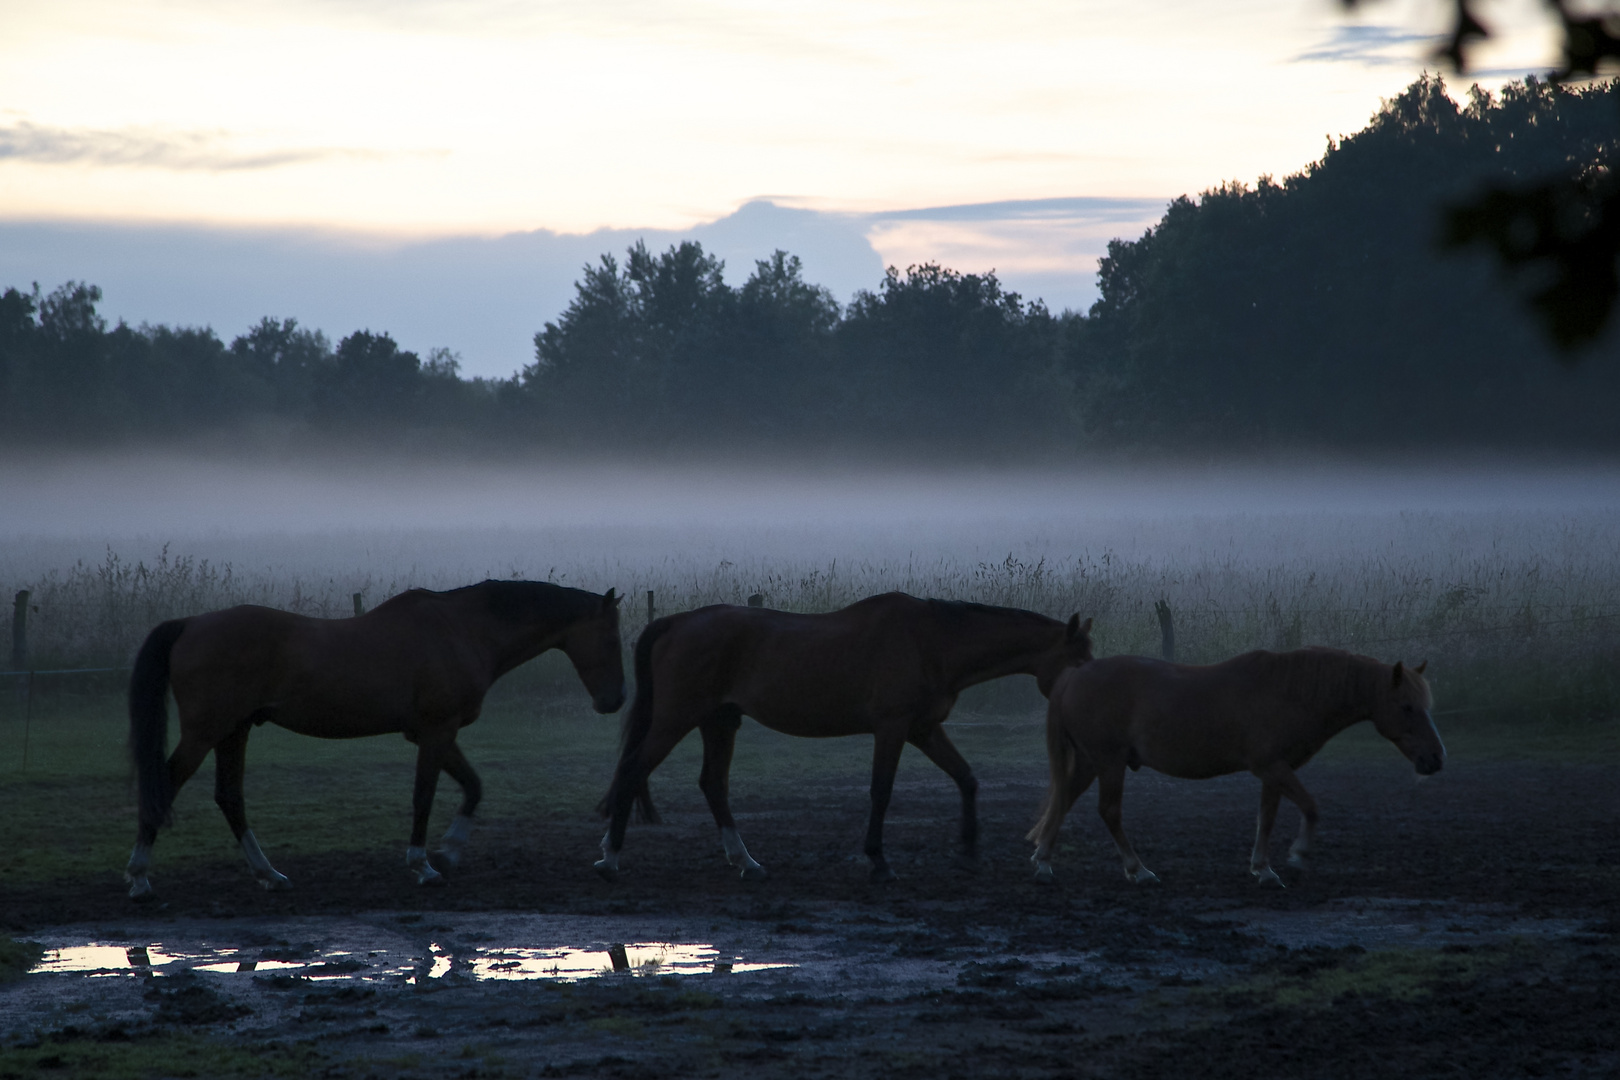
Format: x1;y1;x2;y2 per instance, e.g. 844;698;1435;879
32;943;415;982
28;932;793;985
469;943;790;981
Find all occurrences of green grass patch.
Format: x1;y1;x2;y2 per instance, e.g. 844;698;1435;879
1208;944;1512;1011
2;679;1614;890
0;1033;323;1079
0;938;43;983
0;689;1021;888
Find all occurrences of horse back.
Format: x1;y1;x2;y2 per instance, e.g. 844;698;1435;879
1051;653;1326;779
168;601;486;738
652;600;934;735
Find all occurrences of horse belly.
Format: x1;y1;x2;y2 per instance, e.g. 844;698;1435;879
1134;731;1245;781
257;700;388;739
731;690;873;739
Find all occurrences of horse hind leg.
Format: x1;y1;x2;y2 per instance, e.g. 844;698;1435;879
214;724;290;891
431;741;482;875
1031;758;1095;885
126;730;213;900
1097;762;1158;884
596;714;695;880
699;708;765;881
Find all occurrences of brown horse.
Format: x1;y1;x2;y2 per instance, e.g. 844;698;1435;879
1028;647;1442;886
596;594;1093;883
125;581;624;899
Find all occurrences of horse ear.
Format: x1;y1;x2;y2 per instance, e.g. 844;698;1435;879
1392;661;1405;687
1414;659;1427;675
1066;614;1092;640
604;587;619;607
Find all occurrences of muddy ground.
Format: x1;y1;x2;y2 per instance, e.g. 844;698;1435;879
4;752;1619;1079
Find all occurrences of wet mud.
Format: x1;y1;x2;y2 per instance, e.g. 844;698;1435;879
3;757;1618;1078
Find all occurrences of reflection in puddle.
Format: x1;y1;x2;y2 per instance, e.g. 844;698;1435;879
30;939;792;984
470;942;789;981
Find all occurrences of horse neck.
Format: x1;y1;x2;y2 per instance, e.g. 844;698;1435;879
465;591;578;678
1279;652;1385;742
934;609;1058;693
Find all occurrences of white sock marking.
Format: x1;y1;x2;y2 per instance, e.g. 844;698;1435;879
720;826;763;872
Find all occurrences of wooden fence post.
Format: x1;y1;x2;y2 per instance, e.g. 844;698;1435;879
353;592;365;617
646;590;655;626
1153;599;1176;662
11;589;28;670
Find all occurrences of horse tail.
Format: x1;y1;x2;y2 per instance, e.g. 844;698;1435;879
597;615;675;824
129;618;188;833
1026;697;1078;846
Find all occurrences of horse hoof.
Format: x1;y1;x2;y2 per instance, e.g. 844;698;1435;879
1285;853;1309;871
1129;868;1160;885
127;877;154;901
1033;865;1055;885
869;865;897;884
1252;867;1285;888
593;859;619;883
256;872;293;892
739;864;768;882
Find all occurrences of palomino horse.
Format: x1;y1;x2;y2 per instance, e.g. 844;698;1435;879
596;593;1093;883
125;581;624;899
1028;648;1442;886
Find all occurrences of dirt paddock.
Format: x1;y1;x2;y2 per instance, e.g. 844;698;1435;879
3;737;1618;1080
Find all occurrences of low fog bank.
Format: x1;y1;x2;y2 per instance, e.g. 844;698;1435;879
8;454;1617;720
4;452;1620;586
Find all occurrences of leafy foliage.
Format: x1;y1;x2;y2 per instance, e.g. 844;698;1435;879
1078;75;1620;447
1350;0;1620;352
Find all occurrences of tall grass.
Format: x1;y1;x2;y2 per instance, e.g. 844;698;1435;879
4;528;1617;720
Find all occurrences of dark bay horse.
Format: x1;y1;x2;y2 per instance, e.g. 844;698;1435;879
1028;647;1442;886
125;581;624;899
596;593;1093;883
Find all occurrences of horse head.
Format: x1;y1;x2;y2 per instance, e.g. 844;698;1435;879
1372;660;1444;775
563;588;627;714
1036;614;1094;698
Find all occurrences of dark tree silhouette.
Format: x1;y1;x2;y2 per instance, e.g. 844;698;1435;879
1352;0;1620;354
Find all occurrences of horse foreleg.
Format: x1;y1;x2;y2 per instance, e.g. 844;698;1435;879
698;711;765;881
126;732;212;900
407;742;448;887
213;724;290;891
432;741;482;874
1258;765;1320;871
864;731;906;883
1097;763;1158;884
910;726;978;858
1250;780;1286;886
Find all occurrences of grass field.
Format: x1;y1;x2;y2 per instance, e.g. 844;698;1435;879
2;676;1616;892
3;496;1617;894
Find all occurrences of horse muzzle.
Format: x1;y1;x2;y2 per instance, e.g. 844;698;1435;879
1414;753;1444;776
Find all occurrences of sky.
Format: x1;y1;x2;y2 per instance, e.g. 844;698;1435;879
0;0;1564;377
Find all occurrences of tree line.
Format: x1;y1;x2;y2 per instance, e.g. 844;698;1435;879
2;75;1616;455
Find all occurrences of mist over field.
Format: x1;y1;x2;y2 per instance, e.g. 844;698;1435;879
4;452;1620;579
4;453;1618;719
